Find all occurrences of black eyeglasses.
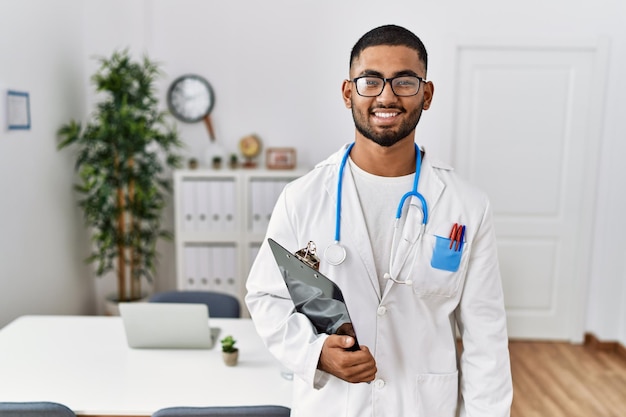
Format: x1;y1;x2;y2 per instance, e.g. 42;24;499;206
352;75;424;97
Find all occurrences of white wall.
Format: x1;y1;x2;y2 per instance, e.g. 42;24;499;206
0;0;95;324
1;0;624;345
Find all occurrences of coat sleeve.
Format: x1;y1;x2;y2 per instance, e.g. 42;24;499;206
455;200;513;416
245;185;331;389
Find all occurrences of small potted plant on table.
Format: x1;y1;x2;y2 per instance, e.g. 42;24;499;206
221;335;238;366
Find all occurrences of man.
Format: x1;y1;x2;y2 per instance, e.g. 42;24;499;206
245;24;512;417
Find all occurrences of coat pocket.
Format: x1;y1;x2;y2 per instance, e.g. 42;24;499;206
415;371;459;417
410;233;467;297
431;235;463;272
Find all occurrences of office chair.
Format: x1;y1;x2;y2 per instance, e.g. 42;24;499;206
148;290;241;318
152;405;290;417
0;402;76;417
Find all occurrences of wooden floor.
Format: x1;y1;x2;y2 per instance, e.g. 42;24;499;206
509;340;626;417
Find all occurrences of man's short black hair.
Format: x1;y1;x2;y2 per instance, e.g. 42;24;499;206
350;24;428;72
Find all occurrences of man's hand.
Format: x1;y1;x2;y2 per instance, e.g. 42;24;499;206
318;334;377;383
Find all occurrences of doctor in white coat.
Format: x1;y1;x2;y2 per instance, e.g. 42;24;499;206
245;24;512;417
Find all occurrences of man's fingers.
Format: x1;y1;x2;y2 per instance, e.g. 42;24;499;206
318;335;377;383
338;335;353;348
326;334;355;349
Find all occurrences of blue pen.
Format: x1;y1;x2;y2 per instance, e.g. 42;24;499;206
458;225;466;251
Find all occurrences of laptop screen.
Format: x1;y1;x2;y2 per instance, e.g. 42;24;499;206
119;302;219;349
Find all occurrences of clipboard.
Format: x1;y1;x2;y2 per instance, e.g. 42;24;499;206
268;238;360;351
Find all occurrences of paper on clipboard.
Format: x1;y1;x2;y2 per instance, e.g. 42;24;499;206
268;238;359;351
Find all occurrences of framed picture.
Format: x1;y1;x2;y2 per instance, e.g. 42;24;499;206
266;147;296;170
7;90;31;130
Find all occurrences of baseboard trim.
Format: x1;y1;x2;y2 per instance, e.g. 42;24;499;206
584;332;626;361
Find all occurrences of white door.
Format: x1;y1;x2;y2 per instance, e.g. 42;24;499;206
452;40;608;341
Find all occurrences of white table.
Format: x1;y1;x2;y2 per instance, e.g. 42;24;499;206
0;316;292;416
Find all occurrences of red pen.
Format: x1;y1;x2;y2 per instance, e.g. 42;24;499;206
449;223;458;249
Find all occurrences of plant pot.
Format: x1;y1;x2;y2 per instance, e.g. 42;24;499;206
222;349;239;366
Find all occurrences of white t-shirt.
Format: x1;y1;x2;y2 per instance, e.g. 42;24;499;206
348;157;414;293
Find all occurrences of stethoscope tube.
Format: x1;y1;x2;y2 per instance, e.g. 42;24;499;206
395;144;428;223
325;142;428;270
334;142;355;243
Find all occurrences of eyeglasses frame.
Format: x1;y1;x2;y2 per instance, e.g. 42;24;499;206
351;75;425;97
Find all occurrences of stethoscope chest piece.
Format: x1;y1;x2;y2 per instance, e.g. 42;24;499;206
324;241;346;266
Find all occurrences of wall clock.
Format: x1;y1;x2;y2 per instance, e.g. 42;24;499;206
167;74;216;140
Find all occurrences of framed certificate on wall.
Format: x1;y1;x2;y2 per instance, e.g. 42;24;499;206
266;147;296;170
7;90;31;130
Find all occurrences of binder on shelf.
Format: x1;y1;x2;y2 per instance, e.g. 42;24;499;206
181;180;197;232
250;179;265;234
195;180;211;232
197;244;212;290
261;180;273;231
220;180;237;233
223;245;238;295
208;180;222;232
183;245;199;289
210;245;223;289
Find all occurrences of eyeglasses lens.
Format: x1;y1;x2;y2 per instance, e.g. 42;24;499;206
355;76;421;97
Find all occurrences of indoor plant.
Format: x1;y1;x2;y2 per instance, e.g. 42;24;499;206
57;49;182;305
221;335;239;366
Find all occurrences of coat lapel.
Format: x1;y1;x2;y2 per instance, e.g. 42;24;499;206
321;146;381;299
338;161;382;299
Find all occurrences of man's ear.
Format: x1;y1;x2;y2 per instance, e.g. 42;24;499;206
422;81;434;110
341;79;352;108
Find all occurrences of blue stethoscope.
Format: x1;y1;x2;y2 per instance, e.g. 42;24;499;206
324;142;429;284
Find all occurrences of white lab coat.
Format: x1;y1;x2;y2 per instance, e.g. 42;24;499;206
245;144;512;417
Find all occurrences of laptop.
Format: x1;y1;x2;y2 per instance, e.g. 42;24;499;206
119;302;220;349
268;238;360;351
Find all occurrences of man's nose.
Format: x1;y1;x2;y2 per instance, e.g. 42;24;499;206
377;81;398;102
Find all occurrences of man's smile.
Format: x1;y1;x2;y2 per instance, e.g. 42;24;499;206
371;109;402;124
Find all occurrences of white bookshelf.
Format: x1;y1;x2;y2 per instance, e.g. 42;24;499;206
173;168;308;316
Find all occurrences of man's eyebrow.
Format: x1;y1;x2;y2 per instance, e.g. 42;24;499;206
394;70;420;77
356;69;420;78
357;69;384;77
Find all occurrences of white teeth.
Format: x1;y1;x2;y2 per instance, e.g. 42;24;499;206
374;112;398;118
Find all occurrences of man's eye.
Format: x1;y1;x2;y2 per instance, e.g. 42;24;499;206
395;78;417;87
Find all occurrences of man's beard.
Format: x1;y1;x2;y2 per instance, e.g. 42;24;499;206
352;102;423;147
